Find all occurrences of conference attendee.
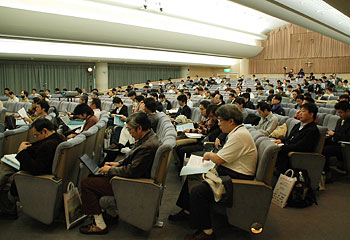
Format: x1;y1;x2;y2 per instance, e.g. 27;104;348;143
150;92;163;112
185;92;194;108
26;97;40;117
19;90;29;102
0;118;65;219
322;101;350;180
233;97;248;121
273;103;320;173
214;94;225;107
7;92;19;103
169;104;257;240
295;95;304;109
29;88;39;98
255;101;278;136
90;98;102;119
271;94;285;116
45;89;52;99
172;94;191;120
4;88;10;97
65;103;98;139
338;94;349;103
23;100;50;124
159;93;172;110
79;112;160;234
242;93;255;110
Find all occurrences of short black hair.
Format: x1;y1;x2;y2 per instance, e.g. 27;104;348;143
339;94;349;101
304;97;315;103
216;104;243;125
301;102;318;120
150;92;158;100
159;93;165;99
37;100;50;113
22;90;28;97
234;97;245;105
73;103;94;116
91;98;102;110
257;101;271;112
335;101;350;111
177;94;187;103
135;95;145;103
185;91;191;98
144;97;157;113
9;91;14;95
246;88;252;93
32;97;40;104
32;118;55;132
113;97;123;104
4;88;10;91
206;104;218;116
296;95;305;101
242;93;250;100
273;94;282;102
216;94;224;101
128;91;136;97
199;100;210;109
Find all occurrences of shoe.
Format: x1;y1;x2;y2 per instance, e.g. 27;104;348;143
184;230;216;240
168;209;189;221
0;210;18;220
79;223;108;235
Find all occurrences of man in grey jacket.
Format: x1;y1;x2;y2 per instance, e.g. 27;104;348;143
79;112;160;235
255;101;279;136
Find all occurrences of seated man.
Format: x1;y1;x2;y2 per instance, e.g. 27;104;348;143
171;94;191;121
79;112;160;234
0;118;65;219
255;101;278;136
273;103;320;173
271;94;285;116
23;100;50;124
322;101;350;179
169;104;257;240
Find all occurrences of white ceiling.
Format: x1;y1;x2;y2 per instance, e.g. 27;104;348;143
0;0;348;66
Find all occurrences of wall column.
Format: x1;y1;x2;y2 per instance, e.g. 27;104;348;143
240;58;249;78
95;62;108;91
180;66;190;79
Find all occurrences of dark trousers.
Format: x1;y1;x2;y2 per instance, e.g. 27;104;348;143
81;177;114;215
275;150;290;173
176;166;254;230
176;143;204;167
323;141;343;172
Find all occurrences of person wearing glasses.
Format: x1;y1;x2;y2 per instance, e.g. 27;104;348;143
0;118;65;220
79;112;160;235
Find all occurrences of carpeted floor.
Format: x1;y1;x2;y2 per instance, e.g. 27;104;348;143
0;164;349;240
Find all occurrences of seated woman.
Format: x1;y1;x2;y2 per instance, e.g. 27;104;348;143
175;104;222;168
26;97;40;118
23;100;50;124
65;103;98;139
108;97;128;149
67;95;89;119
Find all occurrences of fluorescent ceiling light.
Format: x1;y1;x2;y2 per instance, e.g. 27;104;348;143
0;39;238;66
0;0;287;46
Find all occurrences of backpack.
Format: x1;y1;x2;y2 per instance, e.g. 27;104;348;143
287;168;317;208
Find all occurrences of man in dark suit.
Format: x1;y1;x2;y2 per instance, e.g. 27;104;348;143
274;103;320;173
323;101;350;178
174;94;191;120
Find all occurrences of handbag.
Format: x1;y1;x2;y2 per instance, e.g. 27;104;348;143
272;169;297;208
63;182;86;229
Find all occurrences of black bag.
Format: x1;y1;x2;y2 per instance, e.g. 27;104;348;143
5;115;16;130
287;168;317;208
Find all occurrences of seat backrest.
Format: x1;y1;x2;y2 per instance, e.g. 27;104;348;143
6;102;17;113
326;115;341;131
316;113;327;126
190;107;202;122
322;114;331;127
58;101;70;113
255;139;280;186
81;125;98;159
3;125;30;154
151;112;176;184
286;118;300;136
93;121;107;164
0;107;6;126
288;108;297;118
250;130;264;142
52;134;86;190
315;126;327;154
68;102;79;113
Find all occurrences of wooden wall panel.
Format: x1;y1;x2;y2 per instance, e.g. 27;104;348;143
249;24;350;74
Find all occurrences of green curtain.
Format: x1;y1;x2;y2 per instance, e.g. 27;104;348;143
0;61;93;95
108;63;180;88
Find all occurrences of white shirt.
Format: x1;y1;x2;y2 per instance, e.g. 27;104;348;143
217;125;257;176
93;109;101;119
8;96;19;103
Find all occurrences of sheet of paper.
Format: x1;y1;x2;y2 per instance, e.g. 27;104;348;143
185;133;203;139
60;115;70;125
1;154;20;170
114;115;124;127
180;155;215;176
16;119;27;126
168;109;178;114
18;107;29;119
176;122;195;132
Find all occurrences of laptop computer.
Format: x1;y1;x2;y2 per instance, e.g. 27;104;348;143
80;154;105;176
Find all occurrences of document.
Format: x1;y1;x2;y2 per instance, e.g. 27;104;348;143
18;107;29;119
114;115;124;127
185;133;203;139
60;115;84;130
1;154;20;170
180;155;215;176
176;122;194;132
168;109;178;114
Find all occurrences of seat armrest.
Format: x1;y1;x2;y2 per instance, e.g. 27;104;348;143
231;179;272;190
339;141;350;145
111;176;159;186
15;171;62;184
288;152;323;157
